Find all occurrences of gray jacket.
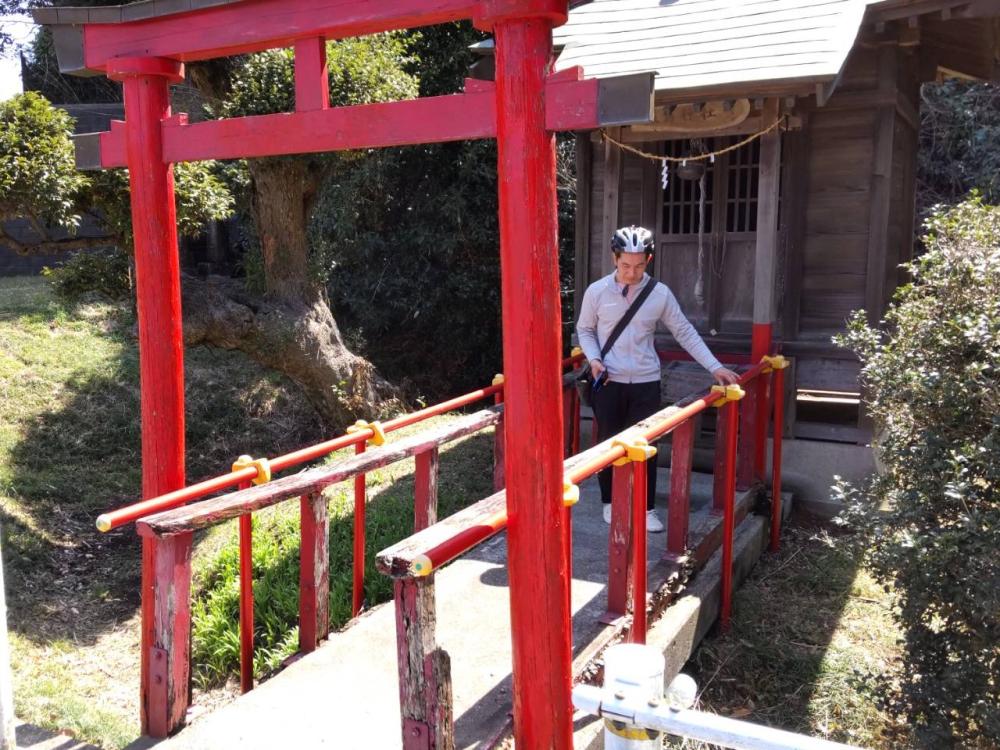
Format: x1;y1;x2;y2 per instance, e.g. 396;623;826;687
576;273;723;383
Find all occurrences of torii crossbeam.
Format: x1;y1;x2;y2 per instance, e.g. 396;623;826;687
35;1;653;747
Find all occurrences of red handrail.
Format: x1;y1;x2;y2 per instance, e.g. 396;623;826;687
406;362;769;585
97;354;585;532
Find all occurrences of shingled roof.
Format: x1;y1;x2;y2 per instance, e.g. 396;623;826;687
552;0;872;94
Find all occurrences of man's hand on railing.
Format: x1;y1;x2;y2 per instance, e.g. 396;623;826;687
713;367;740;386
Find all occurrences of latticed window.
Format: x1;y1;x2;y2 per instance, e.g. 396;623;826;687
660;139;715;234
725;138;760;233
659;136;762;236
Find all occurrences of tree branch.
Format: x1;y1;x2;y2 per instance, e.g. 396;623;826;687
0;226;117;256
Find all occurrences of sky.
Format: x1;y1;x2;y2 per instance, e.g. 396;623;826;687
0;16;37;101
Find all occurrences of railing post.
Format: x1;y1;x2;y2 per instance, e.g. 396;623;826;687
393;577;454;750
755;369;771;481
666;420;695;559
353;442;366;617
414;447;440;532
770;362;787;552
492;374;505;491
572;386;581;456
630;458;648;644
238;503;254;693
299;491;329;653
563;383;576;458
712;410;730;514
736;379;756;491
604;463;634;622
140;530;193;738
719;399;741;632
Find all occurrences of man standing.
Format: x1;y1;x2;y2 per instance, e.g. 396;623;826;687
576;225;739;530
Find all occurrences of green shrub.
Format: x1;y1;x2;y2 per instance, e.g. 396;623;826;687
43;248;132;301
836;195;1000;746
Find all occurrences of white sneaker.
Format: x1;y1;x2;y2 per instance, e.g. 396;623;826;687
602;504;612;524
646;510;665;533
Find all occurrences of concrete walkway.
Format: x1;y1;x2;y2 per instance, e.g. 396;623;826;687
14;722;99;750
156;469;726;750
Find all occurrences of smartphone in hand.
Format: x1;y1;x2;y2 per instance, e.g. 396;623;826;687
592;368;608;393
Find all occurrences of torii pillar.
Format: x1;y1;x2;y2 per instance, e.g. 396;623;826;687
477;2;574;747
107;57;192;737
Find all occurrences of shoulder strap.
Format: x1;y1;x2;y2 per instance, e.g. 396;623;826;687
599;279;657;359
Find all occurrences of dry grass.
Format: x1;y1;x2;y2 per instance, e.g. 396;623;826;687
667;525;907;749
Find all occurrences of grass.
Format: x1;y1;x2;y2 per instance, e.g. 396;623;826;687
671;525;907;749
0;277;495;748
188;418;494;688
1;277;909;749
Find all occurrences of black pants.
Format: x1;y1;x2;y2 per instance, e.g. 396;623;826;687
592;379;661;509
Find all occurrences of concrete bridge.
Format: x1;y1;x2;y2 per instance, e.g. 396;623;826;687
149;468;783;750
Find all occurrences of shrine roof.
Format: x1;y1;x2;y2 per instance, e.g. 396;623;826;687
552;0;874;96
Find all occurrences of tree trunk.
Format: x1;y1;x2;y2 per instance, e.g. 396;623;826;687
181;158;399;428
182;274;398;428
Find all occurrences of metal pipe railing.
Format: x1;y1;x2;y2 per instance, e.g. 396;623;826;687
96;354;585;532
400;361;773;631
378;356;793;746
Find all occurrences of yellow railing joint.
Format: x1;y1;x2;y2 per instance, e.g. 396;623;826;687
232;455;272;485
563;480;580;507
409;554;433;577
711;384;746;406
346;419;387;447
610;433;658;466
761;354;790;373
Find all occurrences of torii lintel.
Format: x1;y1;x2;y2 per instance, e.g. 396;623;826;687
73;70;655;170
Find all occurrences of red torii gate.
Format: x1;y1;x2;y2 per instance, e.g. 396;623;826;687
36;1;653;746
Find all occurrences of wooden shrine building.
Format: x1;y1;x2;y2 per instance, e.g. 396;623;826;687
555;0;1000;443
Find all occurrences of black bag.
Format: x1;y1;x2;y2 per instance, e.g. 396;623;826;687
576;280;657;408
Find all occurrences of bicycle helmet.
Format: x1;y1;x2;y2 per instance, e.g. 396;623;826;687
611;225;654;254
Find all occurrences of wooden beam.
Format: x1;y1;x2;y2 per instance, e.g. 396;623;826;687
293;37;329;113
137;408;501;536
752;98;782;328
865;47;898;327
298;492;329;653
622;115;766;141
601;126;623;276
76;74;655;169
573;131;593;319
65;0;479;73
393;577;454;750
814;68;845;107
414;448;440;532
779;119;809;342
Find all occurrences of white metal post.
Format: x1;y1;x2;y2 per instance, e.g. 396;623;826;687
575;651;859;750
601;644;665;749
